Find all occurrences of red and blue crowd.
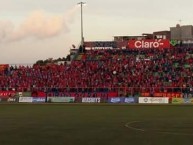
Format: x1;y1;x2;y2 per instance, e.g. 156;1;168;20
0;47;192;97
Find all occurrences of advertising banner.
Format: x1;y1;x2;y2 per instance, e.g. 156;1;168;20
48;97;75;103
141;92;182;98
84;41;117;48
32;97;46;103
82;97;101;103
0;91;16;98
154;92;182;98
183;98;191;104
47;92;118;98
108;97;122;103
128;39;170;49
124;97;135;103
0;98;17;103
139;97;169;104
7;98;17;103
19;97;33;103
108;97;136;103
172;98;184;104
172;98;193;104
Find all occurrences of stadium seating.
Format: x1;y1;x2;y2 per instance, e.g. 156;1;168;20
0;47;192;98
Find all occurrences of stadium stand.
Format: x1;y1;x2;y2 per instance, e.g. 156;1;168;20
0;46;192;98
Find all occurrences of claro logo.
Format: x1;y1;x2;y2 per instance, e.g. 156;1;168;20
134;40;163;48
129;39;170;49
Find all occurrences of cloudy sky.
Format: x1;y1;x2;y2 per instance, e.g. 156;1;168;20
0;0;193;64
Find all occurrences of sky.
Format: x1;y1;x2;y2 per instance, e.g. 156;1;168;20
0;0;193;64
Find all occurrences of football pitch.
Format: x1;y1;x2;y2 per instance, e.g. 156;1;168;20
0;104;193;145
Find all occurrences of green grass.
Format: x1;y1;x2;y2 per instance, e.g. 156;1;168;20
0;104;193;145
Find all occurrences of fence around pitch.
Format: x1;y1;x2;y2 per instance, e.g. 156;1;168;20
0;87;192;98
0;87;193;104
2;97;193;105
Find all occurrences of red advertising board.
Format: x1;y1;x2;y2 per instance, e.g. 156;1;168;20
141;92;182;98
128;39;170;49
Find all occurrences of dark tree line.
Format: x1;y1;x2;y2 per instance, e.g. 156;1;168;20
35;54;71;66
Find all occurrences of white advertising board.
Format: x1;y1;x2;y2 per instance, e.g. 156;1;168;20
19;97;33;103
82;97;101;103
139;97;169;104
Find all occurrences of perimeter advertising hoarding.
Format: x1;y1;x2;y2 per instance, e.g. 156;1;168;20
19;97;33;103
82;97;101;103
7;98;17;102
48;97;75;103
172;98;193;104
108;97;135;103
124;97;135;103
139;97;169;104
128;39;170;49
0;98;17;103
32;98;46;103
108;97;122;103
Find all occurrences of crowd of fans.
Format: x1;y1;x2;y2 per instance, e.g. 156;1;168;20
0;46;192;97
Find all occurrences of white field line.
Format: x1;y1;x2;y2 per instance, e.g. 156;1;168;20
125;121;193;136
124;121;145;132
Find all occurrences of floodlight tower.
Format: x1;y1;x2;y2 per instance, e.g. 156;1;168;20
78;2;86;49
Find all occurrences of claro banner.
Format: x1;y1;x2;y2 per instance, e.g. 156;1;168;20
139;97;169;104
128;39;170;49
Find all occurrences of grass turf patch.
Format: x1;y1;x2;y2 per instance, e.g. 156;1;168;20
0;104;193;145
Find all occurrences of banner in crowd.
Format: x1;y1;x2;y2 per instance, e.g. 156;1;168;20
0;91;16;98
108;97;136;103
82;97;101;103
48;97;75;103
172;98;193;104
141;92;182;98
139;97;169;104
128;39;170;49
47;92;118;98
